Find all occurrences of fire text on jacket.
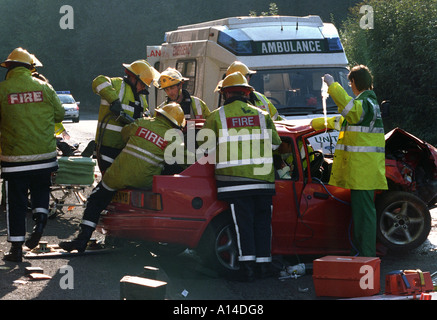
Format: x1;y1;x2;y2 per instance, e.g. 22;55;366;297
227;115;260;128
8;91;43;105
135;127;168;150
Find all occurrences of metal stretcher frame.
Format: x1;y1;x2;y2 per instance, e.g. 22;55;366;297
49;183;91;219
48;157;99;219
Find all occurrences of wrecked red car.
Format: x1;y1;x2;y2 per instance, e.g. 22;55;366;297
100;121;437;274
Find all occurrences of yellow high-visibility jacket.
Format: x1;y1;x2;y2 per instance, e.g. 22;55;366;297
0;67;64;177
102;115;176;190
312;82;387;190
92;76;148;150
202;98;281;199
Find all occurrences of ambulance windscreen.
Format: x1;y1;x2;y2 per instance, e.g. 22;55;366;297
249;67;354;116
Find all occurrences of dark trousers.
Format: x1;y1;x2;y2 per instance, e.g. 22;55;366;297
227;195;273;263
97;145;122;174
5;173;51;242
80;181;116;229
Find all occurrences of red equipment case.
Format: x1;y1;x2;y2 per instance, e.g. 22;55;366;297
385;270;434;296
313;256;381;298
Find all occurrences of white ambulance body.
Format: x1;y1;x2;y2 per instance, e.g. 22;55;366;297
147;15;354;153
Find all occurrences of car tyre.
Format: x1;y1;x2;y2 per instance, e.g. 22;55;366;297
376;191;431;252
197;213;240;276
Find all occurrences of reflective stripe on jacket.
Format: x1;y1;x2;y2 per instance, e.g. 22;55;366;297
92;76;148;150
314;82;387;190
0;67;64;176
191;96;211;119
202;98;281;198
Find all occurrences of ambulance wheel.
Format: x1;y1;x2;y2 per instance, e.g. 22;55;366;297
376;191;431;252
198;213;240;275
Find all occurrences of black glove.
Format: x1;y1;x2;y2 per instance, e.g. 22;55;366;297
109;99;122;116
117;111;135;124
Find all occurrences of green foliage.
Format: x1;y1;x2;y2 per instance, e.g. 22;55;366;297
340;0;437;145
250;2;279;16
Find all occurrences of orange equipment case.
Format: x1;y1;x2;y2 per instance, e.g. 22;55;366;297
313;256;381;298
385;270;434;296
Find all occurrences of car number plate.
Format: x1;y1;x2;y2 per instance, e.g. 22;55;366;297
113;191;130;204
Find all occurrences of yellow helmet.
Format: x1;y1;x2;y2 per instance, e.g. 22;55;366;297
123;60;159;87
1;47;42;70
217;72;254;93
226;61;256;77
158;68;189;89
156;102;186;128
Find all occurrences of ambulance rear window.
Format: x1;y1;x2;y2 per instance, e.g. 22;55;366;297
176;60;197;95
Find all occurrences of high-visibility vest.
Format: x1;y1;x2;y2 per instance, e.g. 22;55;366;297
102;116;175;190
92;76;148;150
313;83;388;190
202;99;281;198
190;96;210;119
0;67;65;177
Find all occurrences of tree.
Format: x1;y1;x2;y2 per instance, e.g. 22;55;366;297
340;0;437;144
250;3;279;16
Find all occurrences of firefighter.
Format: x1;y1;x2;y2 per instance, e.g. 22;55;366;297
202;72;282;281
58;103;185;253
225;61;283;121
92;60;159;173
156;67;210;120
312;65;388;257
0;47;65;262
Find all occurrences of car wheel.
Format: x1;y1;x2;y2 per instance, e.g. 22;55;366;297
73;117;79;123
376;191;431;251
198;214;240;275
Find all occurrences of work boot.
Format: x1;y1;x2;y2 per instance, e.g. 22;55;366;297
257;262;280;279
59;224;94;253
3;242;23;263
25;213;48;249
235;261;256;282
81;140;96;158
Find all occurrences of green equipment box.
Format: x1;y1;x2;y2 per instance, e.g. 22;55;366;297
55;156;96;185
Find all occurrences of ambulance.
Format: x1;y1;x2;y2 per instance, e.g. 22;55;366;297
147;15;354;153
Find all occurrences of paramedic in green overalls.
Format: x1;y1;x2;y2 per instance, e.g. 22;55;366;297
58;103;186;253
312;65;387;257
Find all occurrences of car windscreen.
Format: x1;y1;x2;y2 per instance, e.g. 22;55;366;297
58;95;76;104
249;67;354;116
